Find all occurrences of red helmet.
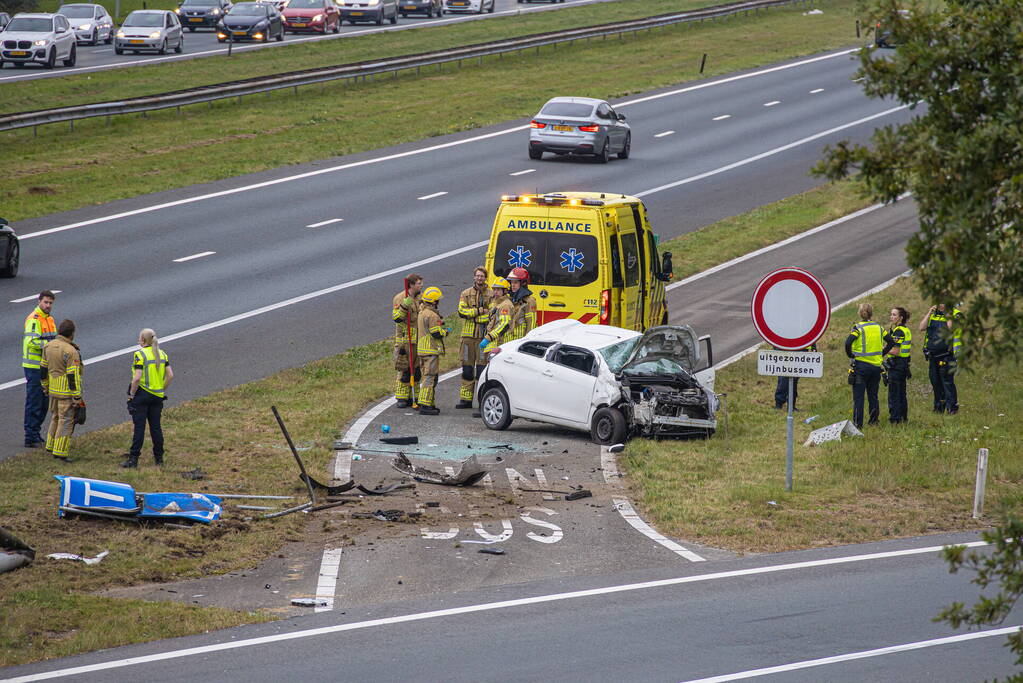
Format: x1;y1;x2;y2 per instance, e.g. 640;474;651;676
508;267;530;284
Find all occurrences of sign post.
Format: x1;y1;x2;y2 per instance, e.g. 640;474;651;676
751;267;830;491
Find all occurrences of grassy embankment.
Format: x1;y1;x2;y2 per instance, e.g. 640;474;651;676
0;0;863;220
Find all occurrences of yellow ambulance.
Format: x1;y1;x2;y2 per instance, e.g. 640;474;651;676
484;192;673;331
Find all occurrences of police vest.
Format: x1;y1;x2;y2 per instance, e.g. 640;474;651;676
851;321;885;367
891;325;912;358
925;309;961;357
134;346;169;398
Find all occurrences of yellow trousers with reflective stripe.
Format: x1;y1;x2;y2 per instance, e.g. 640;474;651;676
418;355;439;407
45;397;76;458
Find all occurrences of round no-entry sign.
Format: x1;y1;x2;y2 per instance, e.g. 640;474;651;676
751;267;830;350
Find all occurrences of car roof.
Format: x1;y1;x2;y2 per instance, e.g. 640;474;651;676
59;4;103;7
13;13;58;18
544;96;606;106
521;320;640;350
128;9;168;13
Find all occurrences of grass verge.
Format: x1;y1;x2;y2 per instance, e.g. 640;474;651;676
622;276;1022;554
0;0;863;220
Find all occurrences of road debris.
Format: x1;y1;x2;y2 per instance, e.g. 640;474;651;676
55;476;222;524
291;597;329;607
47;550;109;565
803;420;864;446
271;406;317;505
353;509;406;522
392;452;487;486
300;473;355;496
565;490;593;501
381;436;418;445
356;482;414;496
0;527;35;574
180;467;206;480
478;547;505;555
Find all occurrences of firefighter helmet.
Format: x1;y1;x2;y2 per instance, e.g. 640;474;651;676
421;286;443;304
508;267;530;283
491;277;510;290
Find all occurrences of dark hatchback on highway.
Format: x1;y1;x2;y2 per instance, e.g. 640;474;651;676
176;0;232;30
217;1;284;41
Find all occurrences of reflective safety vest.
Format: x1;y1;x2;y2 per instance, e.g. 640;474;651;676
134;346;169;398
484;296;514;353
416;305;447;356
393;291;421;345
924;308;961;358
22;307;57;369
889;325;912;359
457;286;492;339
850;321;885;366
41;336;82;399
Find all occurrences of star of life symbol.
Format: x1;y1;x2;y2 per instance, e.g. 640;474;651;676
508;245;532;269
560;248;584;273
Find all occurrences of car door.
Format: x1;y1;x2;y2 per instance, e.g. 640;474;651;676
167;12;181;44
55;15;73;57
595;102;618;149
272;6;282;34
536;344;599;425
497;340;554;418
616;217;642;331
607;104;627;147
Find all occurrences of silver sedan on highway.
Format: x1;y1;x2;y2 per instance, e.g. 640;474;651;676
114;9;184;54
528;96;631;163
57;3;114;45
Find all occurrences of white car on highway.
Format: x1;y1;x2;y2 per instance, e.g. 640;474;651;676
0;13;77;69
476;319;718;445
57;3;114;45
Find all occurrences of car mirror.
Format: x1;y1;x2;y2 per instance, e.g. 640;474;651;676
660;251;673;279
0;217;8;226
617;113;627;122
56;27;67;33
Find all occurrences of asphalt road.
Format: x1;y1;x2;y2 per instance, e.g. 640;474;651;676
0;0;614;84
0;47;910;458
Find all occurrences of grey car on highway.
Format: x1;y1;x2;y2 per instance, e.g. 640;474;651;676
58;3;114;45
0;13;77;68
528;96;631;163
114;9;183;54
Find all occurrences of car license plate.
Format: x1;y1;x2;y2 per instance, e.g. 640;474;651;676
233;30;246;35
130;39;144;43
350;10;363;14
404;4;416;8
9;50;26;56
553;125;573;132
292;21;306;26
189;17;202;21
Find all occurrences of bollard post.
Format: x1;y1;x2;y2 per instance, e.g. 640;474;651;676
785;377;794;492
856;19;860;38
699;52;707;74
972;448;989;519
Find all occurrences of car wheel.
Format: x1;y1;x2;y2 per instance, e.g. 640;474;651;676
590;406;626;446
158;38;168;54
105;30;113;44
43;48;56;69
62;44;76;66
617;133;631;159
375;11;383;24
488;0;494;11
480;387;513;431
188;26;196;32
114;46;123;54
597;140;610;164
90;29;98;45
0;240;18;278
528;146;542;160
276;26;283;40
175;36;184;52
390;9;397;23
333;18;340;32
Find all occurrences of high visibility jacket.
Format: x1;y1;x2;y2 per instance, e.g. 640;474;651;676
40;335;82;399
484;295;514;352
924;308;961;358
509;289;537;342
22;306;57;369
392;291;421;345
457;286;492;339
849;321;885;366
887;325;912;359
134;346;170;398
417;305;447;356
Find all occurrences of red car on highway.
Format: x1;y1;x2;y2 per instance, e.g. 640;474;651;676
283;0;339;33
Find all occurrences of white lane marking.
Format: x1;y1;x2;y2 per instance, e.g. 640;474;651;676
600;445;623;486
306;218;343;228
654;130;675;138
19;49;860;241
636;104;908;198
810;88;825;94
679;625;1023;683
9;290;61;304
6;540;990;682
533;469;554;501
509;169;536;176
613;496;705;562
764;100;780;107
172;251;215;263
313;548;343;614
417;191;448;200
712;114;731;121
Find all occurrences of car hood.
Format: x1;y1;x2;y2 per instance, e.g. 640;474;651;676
120;26;167;34
618;325;700;375
222;15;266;24
284;8;323;16
0;30;55;41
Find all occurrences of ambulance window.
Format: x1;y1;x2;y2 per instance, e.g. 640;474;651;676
608;236;624;288
647;232;661;277
495;232;545;281
543;234;599;287
620;232;640;288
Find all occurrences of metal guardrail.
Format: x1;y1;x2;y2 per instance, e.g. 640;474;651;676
0;0;817;132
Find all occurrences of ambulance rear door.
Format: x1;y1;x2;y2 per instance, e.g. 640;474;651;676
614;206;643;331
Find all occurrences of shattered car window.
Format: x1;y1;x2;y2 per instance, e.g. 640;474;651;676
625;328;698;373
623;358;687;376
599;338;640;373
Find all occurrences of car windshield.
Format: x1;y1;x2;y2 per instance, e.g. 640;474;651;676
494;231;599;288
59;6;95;17
601;327;699;375
539;102;595;118
181;0;217;6
230;4;264;14
287;0;321;7
123;12;163;25
599;338;640;373
6;17;54;31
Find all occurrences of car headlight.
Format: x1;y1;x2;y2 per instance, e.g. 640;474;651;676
149;30;162;37
33;39;48;46
366;0;378;5
116;29;125;37
78;22;92;30
174;6;181;12
211;8;221;14
312;13;322;20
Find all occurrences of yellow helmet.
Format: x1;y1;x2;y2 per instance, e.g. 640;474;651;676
491;277;510;290
421;286;443;304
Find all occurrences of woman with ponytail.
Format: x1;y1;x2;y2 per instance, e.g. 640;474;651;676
122;328;173;468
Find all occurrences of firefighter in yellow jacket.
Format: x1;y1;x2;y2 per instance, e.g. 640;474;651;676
481;278;514;354
41;319;82;463
455;266;492;409
392;273;423;408
416;286;448;416
507;267;537;342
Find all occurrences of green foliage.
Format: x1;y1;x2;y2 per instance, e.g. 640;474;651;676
937;517;1023;681
814;0;1023;369
0;0;38;13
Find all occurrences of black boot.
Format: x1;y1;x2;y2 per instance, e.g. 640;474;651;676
455;400;472;409
120;454;139;468
419;405;440;416
154;455;164;466
395;399;411;409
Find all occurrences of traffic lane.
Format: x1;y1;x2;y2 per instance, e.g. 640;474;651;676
7;533;1014;682
0;0;616;83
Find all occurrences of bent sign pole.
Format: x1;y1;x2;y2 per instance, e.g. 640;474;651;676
751;267;830;491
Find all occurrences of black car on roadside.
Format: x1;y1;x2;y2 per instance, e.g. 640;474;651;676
216;1;284;41
176;0;232;31
0;218;19;278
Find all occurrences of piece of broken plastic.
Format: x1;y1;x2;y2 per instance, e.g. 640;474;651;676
291;597;328;607
47;550;109;565
608;443;625;453
479;547;505;555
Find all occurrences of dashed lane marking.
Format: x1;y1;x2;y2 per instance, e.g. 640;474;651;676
314;548;343;614
10;290;61;304
509;169;536;176
764;100;781;107
712;114;732;121
654;130;675;138
810;88;825;94
417;191;448;200
172;251;215;263
306;218;343;228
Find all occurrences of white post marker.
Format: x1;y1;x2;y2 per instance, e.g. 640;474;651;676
973;448;989;519
751;267;830;492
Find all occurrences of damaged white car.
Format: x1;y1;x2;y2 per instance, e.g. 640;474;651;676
476;319;718;445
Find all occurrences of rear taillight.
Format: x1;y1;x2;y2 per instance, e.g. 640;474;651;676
599;289;611;325
530;120;546;129
578;124;599;132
